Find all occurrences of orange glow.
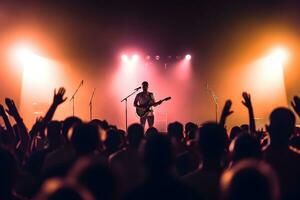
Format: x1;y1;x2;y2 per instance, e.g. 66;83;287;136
221;45;290;129
21;54;60;123
266;47;289;66
214;24;300;128
10;44;71;126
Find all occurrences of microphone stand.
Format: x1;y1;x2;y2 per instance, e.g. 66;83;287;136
121;88;140;132
206;83;219;122
89;88;96;120
70;80;83;116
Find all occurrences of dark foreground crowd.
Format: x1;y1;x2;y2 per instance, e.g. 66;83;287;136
0;87;299;200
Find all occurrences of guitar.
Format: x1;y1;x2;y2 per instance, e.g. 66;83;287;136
136;97;171;118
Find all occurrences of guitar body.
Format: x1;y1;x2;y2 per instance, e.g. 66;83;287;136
136;97;172;118
136;107;151;118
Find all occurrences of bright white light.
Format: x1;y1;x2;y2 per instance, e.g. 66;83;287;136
267;47;289;66
121;54;128;61
12;46;54;87
185;54;191;60
132;54;139;61
16;48;31;60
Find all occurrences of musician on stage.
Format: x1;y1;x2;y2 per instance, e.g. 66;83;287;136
134;81;155;127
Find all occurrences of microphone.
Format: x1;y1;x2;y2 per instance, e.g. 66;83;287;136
134;86;141;91
70;80;84;102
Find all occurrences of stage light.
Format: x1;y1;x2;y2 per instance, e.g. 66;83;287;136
121;54;128;61
245;46;289;115
11;44;63;126
146;55;151;60
268;47;289;66
185;54;191;60
132;54;139;61
155;55;160;60
15;47;34;63
12;46;45;72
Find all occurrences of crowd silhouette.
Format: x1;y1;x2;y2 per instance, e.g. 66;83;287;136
0;87;299;200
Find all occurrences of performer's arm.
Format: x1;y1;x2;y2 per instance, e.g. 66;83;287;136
150;93;155;104
134;95;139;107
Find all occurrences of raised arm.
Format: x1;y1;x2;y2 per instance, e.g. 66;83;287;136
219;100;234;128
5;98;28;136
43;87;67;124
291;95;300;117
29;87;67;140
241;92;255;133
29;87;67;153
5;98;30;158
0;104;14;137
0;104;16;149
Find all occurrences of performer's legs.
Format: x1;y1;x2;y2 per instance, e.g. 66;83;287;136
140;116;147;127
147;116;154;127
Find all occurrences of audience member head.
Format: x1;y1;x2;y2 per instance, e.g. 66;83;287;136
47;121;63;148
90;119;110;130
117;129;126;148
168;121;184;141
267;107;295;148
104;129;122;154
143;134;174;176
0;148;17;199
240;124;249;132
185;122;198;140
145;127;158;138
198;122;227;163
220;160;280;200
229;133;262;163
63;116;82;140
70;158;116;200
229;126;242;141
35;178;94;200
127;123;144;149
70;123;100;156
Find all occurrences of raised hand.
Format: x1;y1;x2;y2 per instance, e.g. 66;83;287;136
5;98;21;120
4;98;29;158
53;87;67;106
42;87;67;127
0;104;14;135
242;92;253;110
31;117;44;133
222;100;234;118
241;92;255;133
291;95;300;117
220;100;234;127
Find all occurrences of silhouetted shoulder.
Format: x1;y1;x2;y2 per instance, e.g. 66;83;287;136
126;177;202;200
183;169;221;200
